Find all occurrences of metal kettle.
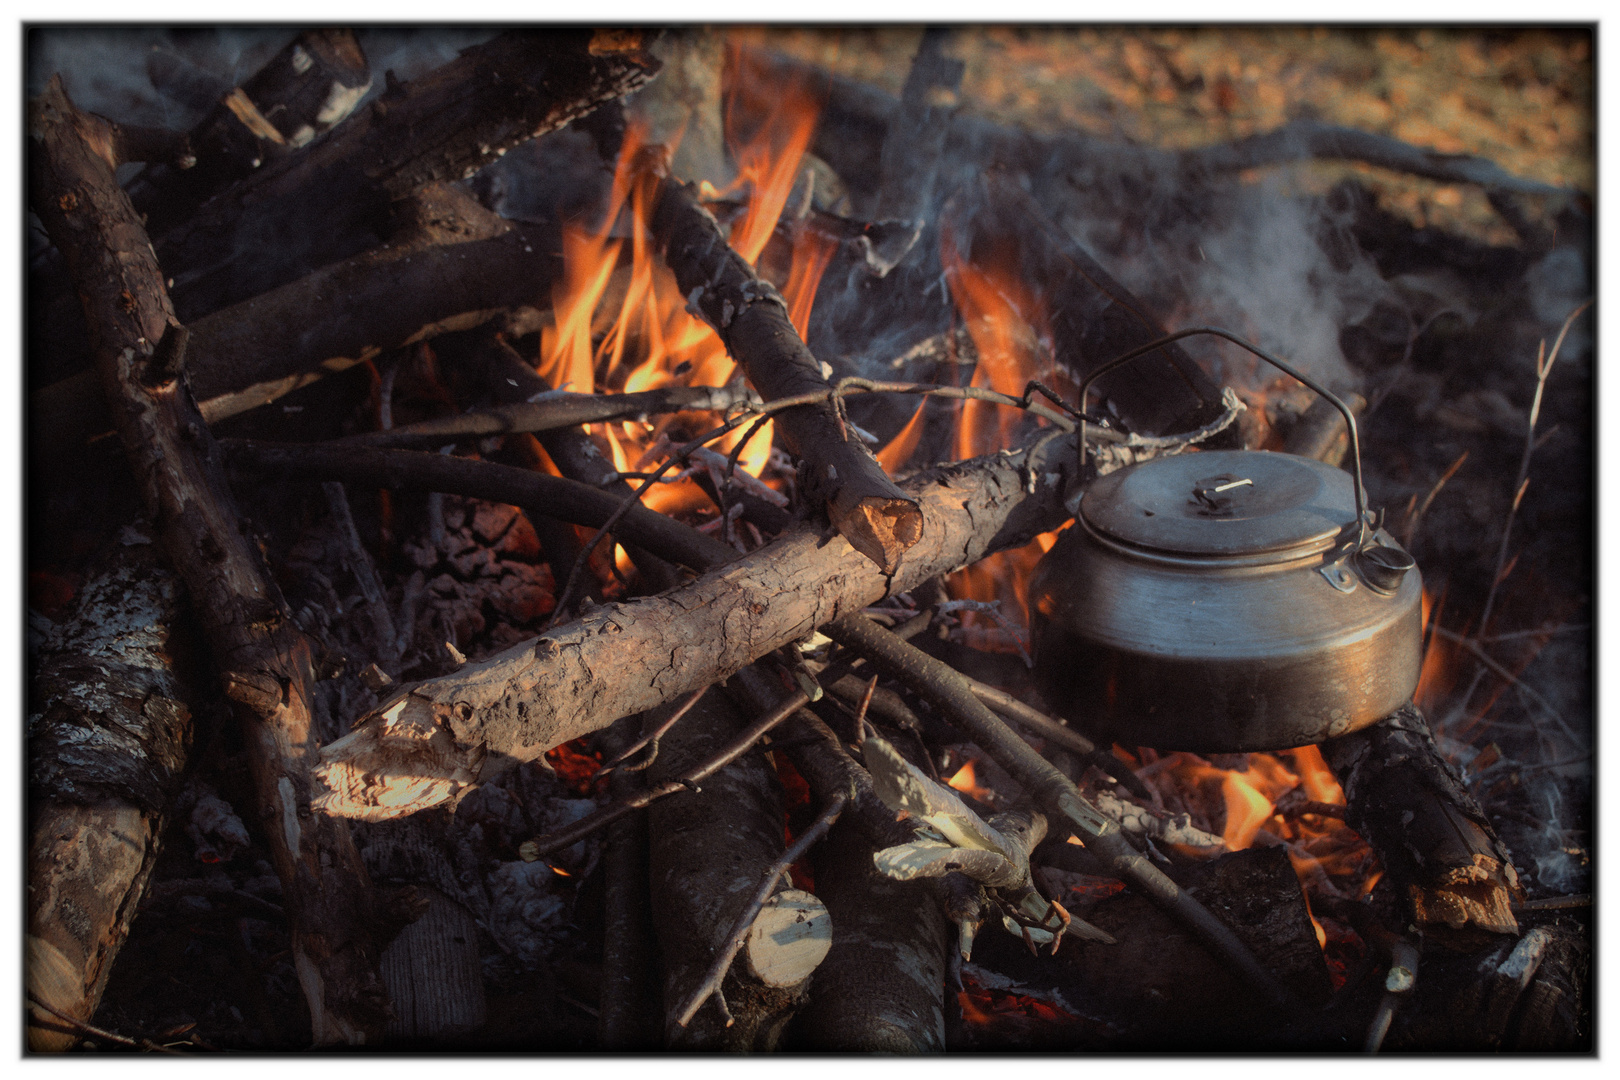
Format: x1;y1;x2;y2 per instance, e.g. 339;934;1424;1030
1029;331;1422;752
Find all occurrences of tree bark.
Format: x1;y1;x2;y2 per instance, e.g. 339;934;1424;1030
26;540;195;1051
311;430;1080;821
30;75;389;1045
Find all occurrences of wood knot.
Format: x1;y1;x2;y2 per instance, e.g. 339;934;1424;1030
56;192;77;212
223;670;285;714
534;638;559;660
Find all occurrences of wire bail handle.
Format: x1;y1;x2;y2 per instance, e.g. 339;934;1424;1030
1076;326;1372;550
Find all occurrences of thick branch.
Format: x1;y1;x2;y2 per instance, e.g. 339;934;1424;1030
32;216;560;444
30;75;388;1045
649;168;923;573
312;431;1081;819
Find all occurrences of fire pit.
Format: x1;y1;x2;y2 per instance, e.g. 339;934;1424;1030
26;25;1591;1053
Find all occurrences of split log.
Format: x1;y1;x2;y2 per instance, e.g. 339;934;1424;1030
645;691;808;1048
158;29;658;318
30;75;389;1044
310;428;1081;821
1321;704;1523;938
26;540;195;1051
1384;922;1590;1050
129;29;373;239
649;163;923;573
31;212;561;449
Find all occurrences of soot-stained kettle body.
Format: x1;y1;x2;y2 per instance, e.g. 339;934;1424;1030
1028;448;1422;752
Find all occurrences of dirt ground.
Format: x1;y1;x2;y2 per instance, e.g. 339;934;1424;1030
750;25;1593;243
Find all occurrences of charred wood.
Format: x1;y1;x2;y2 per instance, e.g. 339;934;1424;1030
157;30;657;317
943;172;1232;440
26;541;195;1051
819;613;1301;1013
1321;704;1523;939
311;430;1080;820
31;215;560;449
445;329;680;594
595;715;661;1049
649;165;923;573
30;76;388;1044
870;27;964;271
129;29;373;239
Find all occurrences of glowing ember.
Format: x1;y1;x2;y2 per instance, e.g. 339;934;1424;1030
544;739;605;796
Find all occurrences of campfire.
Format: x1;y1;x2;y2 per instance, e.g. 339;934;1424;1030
26;26;1591;1053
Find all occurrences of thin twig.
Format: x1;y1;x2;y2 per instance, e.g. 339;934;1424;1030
599;685;710;777
673;788;849;1028
1401;450;1468;549
519;688;809;862
1478;301;1590;634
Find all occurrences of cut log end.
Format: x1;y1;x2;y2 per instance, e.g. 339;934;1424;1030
830;494;924;575
744;889;833;988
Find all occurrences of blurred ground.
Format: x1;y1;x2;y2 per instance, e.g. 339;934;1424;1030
744;25;1593;244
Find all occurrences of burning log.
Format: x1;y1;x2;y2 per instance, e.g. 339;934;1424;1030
26;540;195;1051
943;172;1233;440
644;691;812;1048
649;161;924;573
30;75;389;1044
128;29;373;238
158;29;658;318
307;429;1081;821
1321;704;1523;938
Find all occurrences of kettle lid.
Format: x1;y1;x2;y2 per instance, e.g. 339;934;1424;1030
1080;449;1358;557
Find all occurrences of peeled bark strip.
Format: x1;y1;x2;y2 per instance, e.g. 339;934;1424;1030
1321;704;1523;937
30;76;388;1045
27;542;194;1051
159;29;657;316
650;169;923;573
645;692;805;1049
129;29;373;239
793;817;950;1051
314;431;1079;820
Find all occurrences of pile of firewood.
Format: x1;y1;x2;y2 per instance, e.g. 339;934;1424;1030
27;28;1589;1052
